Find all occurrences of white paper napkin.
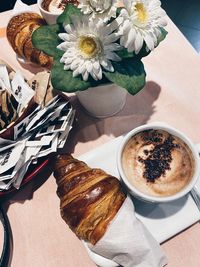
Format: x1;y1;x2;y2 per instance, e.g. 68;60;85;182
89;197;168;267
12;0;32;17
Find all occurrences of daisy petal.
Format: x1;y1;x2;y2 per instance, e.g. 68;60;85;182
106;52;121;62
82;70;89;81
101;59;114;72
73;68;80;77
135;33;144;54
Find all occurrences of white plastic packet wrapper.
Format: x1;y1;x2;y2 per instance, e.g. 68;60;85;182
0;141;26;174
89;197;168;267
11;72;35;108
0;94;75;191
0;65;12;94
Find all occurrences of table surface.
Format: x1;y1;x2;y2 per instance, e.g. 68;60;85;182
0;4;200;267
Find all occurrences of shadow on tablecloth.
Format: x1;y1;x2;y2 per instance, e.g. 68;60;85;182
64;80;161;154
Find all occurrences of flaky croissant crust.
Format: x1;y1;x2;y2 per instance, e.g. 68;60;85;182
54;154;126;245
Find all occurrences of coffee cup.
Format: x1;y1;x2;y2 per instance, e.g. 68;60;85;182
38;0;79;25
117;122;200;203
37;0;64;24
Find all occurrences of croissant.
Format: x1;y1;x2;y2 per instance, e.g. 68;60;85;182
54;154;126;245
6;13;52;69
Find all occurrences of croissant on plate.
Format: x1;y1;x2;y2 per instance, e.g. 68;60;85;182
54;154;126;245
6;12;52;69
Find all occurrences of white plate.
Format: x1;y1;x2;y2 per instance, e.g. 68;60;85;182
79;136;200;267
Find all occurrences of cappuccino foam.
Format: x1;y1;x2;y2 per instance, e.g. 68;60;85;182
42;0;78;13
122;129;195;197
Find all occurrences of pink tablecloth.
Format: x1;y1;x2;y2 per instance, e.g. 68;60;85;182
0;5;200;267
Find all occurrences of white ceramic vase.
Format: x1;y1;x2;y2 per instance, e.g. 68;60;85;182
76;83;127;118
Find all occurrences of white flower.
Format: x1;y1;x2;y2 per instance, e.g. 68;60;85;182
78;0;120;22
119;0;167;54
57;16;122;81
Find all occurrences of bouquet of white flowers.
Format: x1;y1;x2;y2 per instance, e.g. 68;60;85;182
32;0;167;95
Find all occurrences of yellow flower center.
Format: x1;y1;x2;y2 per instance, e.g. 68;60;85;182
78;36;101;58
135;3;147;23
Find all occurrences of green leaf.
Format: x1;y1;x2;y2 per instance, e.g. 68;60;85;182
57;4;82;25
157;27;168;44
116;49;135;59
103;58;146;95
32;24;64;57
51;59;91;92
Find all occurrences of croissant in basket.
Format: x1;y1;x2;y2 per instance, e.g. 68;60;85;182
54;154;126;245
7;12;52;69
